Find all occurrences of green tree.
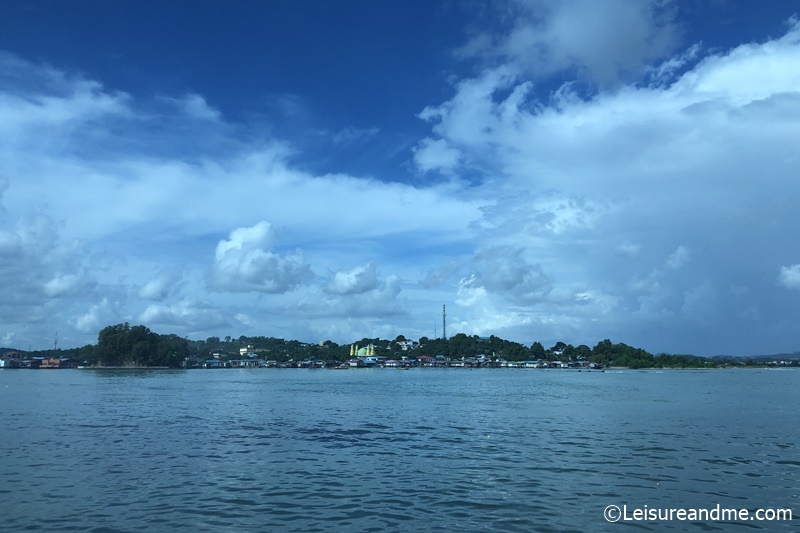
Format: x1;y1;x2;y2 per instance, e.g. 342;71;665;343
530;341;546;359
562;344;575;359
94;323;188;367
575;344;592;359
550;341;567;353
591;339;614;364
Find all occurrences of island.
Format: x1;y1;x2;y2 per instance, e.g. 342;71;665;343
1;323;798;370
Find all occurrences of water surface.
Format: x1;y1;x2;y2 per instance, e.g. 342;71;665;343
1;368;797;531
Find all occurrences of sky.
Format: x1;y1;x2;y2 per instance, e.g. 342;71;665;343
2;0;800;356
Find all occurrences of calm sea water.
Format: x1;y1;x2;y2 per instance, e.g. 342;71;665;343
0;368;797;532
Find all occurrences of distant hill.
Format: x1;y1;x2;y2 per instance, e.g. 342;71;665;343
710;352;800;362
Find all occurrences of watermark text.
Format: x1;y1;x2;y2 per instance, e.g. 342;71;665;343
604;504;792;523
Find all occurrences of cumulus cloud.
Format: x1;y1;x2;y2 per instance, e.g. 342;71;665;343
463;246;552;304
139;300;229;332
413;137;462;174
629;270;662;294
43;272;95;298
4;12;800;356
212;221;313;293
171;93;222;121
325;262;379;295
666;246;690;269
418;16;800;353
420;258;467;289
75;299;116;333
423;20;800;206
778;264;800;290
478;193;605;237
456;275;490;308
417;65;520;151
138;270;182;301
0;208;105;349
457;0;681;86
0;213;91;307
0;52;481;347
283;275;404;324
617;241;641;257
341;274;402;316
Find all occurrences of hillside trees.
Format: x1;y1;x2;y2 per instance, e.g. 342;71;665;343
92;323;189;367
78;323;686;369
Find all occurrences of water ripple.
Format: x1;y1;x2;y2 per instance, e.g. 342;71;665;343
0;369;797;531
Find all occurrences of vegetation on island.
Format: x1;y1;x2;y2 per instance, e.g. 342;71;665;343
1;324;190;367
92;323;190;367
0;322;800;369
6;322;795;370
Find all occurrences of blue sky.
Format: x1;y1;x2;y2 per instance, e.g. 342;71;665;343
2;0;800;356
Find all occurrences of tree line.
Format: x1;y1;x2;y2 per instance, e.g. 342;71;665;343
21;323;190;367
185;331;711;368
15;324;714;368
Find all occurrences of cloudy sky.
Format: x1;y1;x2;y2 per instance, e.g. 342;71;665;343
2;1;799;356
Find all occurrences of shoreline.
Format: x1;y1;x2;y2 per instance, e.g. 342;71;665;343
79;366;172;370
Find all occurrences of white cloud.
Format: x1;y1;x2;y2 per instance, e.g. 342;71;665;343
677;22;800;106
251;275;407;350
666;246;690;269
138;270;182;301
0;213;93;315
212;221;313;294
0;52;482;348
139;300;229;332
617;241;641;257
465;246;553;304
457;0;681;86
420;258;467;289
778;264;800;290
0;53;130;137
646;43;702;86
418;65;520;150
456;275;490;308
3;13;800;356
332;126;380;145
424;21;800;209
326;262;379;295
75;299;119;333
413;137;461;174
417;17;800;354
44;273;95;298
629;270;661;294
173;93;221;121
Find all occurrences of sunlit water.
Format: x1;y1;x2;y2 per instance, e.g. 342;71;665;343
1;368;797;532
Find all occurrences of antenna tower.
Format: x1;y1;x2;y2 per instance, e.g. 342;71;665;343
442;304;446;340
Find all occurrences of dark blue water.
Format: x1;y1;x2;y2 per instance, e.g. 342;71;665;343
0;368;797;532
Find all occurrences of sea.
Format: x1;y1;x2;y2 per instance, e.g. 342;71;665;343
0;368;797;532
